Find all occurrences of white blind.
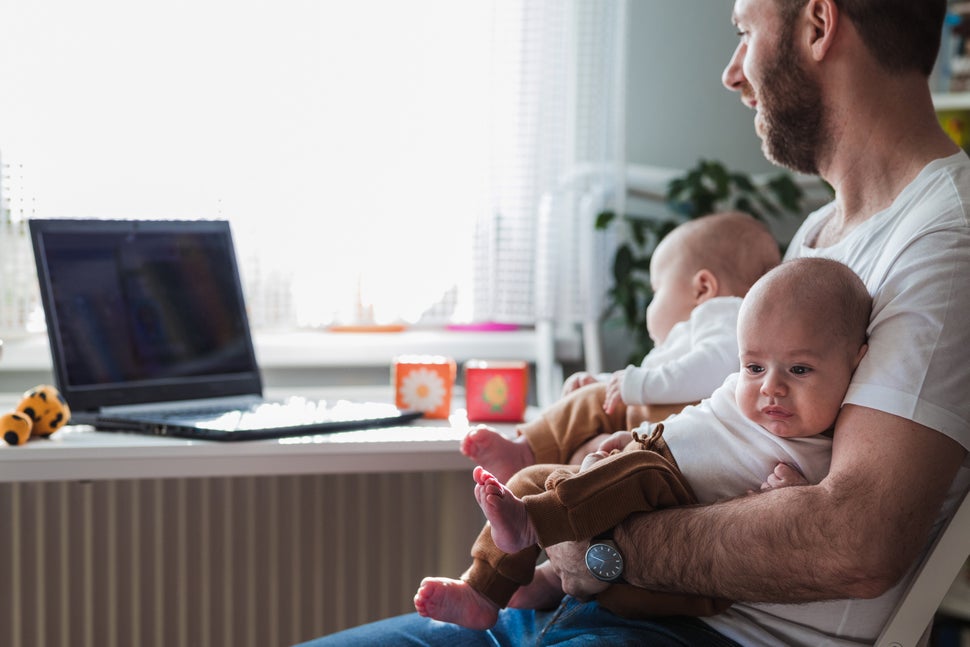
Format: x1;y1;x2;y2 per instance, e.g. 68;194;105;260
0;0;627;334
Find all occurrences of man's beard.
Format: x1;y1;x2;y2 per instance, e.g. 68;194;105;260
757;37;827;175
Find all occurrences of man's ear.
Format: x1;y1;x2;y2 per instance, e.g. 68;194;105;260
692;269;720;304
805;0;839;62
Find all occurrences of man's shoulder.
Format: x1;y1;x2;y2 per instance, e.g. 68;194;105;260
910;152;970;219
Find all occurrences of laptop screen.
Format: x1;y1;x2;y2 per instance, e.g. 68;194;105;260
30;219;264;414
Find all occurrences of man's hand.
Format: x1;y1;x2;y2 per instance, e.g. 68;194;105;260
603;370;626;413
561;372;598;397
508;562;567;610
544;540;610;600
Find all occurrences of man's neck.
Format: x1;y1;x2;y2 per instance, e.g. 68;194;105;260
815;76;958;245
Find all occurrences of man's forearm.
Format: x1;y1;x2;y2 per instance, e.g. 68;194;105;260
614;408;966;603
615;485;860;602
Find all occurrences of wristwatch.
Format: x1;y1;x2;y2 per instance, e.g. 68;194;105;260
585;538;625;582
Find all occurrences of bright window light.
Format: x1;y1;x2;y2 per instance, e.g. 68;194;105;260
0;0;626;334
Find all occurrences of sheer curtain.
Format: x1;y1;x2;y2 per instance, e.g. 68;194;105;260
0;0;626;335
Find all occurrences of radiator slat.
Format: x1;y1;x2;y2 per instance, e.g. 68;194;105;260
0;471;482;647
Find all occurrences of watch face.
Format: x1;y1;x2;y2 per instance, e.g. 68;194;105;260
585;542;624;582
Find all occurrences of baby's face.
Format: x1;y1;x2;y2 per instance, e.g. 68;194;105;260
735;309;863;438
646;242;697;346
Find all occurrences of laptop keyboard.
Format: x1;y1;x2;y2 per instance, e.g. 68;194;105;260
135;399;410;432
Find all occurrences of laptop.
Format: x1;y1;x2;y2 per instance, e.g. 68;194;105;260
29;218;423;441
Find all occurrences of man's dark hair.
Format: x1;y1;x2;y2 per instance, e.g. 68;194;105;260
778;0;946;76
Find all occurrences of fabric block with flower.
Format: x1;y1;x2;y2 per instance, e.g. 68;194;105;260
464;360;528;422
393;355;456;419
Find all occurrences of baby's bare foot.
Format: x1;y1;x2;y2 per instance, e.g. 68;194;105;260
508;562;564;610
461;425;534;482
473;466;539;554
760;462;809;491
414;577;499;630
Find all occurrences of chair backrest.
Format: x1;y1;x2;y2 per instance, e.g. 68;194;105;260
875;487;970;647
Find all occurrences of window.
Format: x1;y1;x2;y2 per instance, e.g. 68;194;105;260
0;0;626;336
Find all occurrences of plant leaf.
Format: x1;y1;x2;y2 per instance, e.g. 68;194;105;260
595;210;615;229
729;173;755;192
613;244;634;281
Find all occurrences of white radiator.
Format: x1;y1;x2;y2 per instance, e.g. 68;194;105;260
0;471;483;647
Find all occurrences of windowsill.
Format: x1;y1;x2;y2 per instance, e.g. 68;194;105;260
0;327;583;372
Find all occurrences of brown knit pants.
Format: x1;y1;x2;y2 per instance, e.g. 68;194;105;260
464;420;730;618
517;382;695;466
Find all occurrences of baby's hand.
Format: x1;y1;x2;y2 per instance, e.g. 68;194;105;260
561;372;597;397
579;432;632;472
602;370;626;413
596;430;632;455
760;463;809;491
579;450;609;472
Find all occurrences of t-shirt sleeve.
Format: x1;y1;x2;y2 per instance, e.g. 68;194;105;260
844;228;970;446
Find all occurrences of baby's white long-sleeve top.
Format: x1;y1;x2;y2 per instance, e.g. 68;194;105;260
652;372;832;503
618;296;742;405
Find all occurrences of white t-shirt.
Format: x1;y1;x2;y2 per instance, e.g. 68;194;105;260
658;373;832;504
704;152;970;646
618;296;742;405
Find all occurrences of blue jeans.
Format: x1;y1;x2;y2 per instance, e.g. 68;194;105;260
293;596;741;647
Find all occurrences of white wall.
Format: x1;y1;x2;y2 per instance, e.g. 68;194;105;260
625;0;776;175
592;1;803;372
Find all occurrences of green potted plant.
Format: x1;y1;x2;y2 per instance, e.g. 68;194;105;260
596;159;809;363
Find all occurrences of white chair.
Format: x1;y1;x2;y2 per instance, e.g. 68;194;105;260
875;487;970;647
533;170;619;407
532;165;680;407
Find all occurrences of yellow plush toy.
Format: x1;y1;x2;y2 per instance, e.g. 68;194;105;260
1;384;71;446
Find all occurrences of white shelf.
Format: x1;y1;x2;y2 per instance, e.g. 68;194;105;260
0;328;583;372
934;92;970;111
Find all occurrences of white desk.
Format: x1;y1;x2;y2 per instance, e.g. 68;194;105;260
0;386;533;483
0;385;533;646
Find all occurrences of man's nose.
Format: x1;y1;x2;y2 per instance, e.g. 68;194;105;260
722;41;745;91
